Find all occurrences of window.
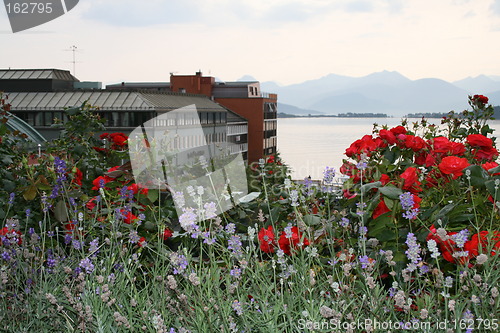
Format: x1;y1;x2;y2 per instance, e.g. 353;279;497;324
44;112;53;126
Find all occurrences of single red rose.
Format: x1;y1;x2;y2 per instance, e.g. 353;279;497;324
379;129;397;145
110;133;128;146
340;161;355;176
390;126;407;136
163;228;173;240
138;237;147;247
343;189;357;199
414;152;427;166
438;156;470;179
379;174;390;185
345;135;379;158
278;226;309;255
450;142;466;156
472;146;499;161
400;167;422;193
86;197;98;210
63;221;76;234
467;134;493;148
258;226;276;253
430;137;452;154
71;167;83;186
426;224;438;242
372;200;391;219
482;161;500;175
465;231;500;257
128;183;149;196
404;135;426;152
267;155;275;164
424;153;437;167
122;210;139;224
99;133;110;140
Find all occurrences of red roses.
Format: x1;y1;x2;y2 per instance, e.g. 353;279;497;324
438;156;470;179
466;134;499;161
427;226;500;264
258;226;276;253
472;94;488;105
258;225;310;255
98;132;129;150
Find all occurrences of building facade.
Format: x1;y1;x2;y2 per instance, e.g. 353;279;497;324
2;69;249;161
168;72;277;163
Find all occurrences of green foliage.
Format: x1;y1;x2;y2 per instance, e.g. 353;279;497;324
1;94;500;331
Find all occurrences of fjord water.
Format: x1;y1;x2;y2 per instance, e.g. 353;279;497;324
277;117;500;180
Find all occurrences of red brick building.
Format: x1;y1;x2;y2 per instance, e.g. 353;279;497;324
169;72;277;163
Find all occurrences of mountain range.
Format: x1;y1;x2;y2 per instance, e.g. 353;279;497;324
245;71;500;117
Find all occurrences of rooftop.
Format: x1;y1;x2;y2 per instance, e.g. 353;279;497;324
4;90;228;112
0;69;78;82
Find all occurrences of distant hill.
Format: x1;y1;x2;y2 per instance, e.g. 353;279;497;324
257;71;500;117
453;75;500;94
261;71;470;117
278;102;323;115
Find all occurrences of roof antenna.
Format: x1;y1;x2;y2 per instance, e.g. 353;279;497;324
64;45;82;76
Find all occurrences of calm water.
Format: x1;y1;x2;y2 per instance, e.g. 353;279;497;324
277;117;500;180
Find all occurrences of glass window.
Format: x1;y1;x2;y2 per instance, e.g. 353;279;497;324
34;112;43;126
44;112;52;126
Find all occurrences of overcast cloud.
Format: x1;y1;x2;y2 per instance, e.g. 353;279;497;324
1;0;500;85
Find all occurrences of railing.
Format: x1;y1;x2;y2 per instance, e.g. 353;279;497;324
260;92;278;100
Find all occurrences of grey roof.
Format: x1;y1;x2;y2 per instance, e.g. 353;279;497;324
5;112;46;143
0;69;78;81
215;81;259;87
4;91;227;112
140;92;227;112
106;82;170;89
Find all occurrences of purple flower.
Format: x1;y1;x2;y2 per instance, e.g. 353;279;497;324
54;157;67;174
79;257;95;274
225;223;236;234
228;235;243;258
179;208;199;235
72;239;83;250
129;231;140;244
232;300;243;316
230;266;242;278
399;192;414;210
356;202;367;216
323;166;336;184
452;229;470;248
356;161;367;170
399;192;419;220
89;238;99;255
358;255;374;269
8;193;15;205
64;234;72;245
203;202;217;219
1;251;11;261
339;217;350;228
202;231;216;245
46;250;57;269
405;233;421;272
170;252;189;275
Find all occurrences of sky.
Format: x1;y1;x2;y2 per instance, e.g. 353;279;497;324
1;0;500;86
